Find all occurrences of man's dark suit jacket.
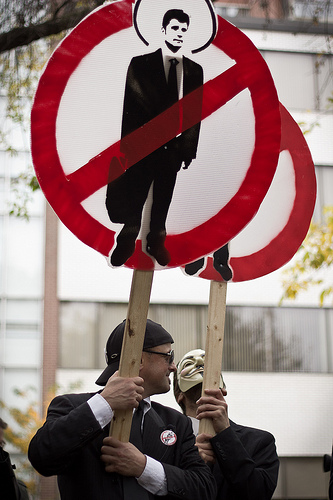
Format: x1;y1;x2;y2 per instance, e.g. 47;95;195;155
329;445;333;500
106;48;203;226
0;447;29;500
210;420;279;500
120;48;203;162
28;392;216;500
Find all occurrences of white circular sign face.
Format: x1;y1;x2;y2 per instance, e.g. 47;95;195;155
182;104;316;282
31;0;281;270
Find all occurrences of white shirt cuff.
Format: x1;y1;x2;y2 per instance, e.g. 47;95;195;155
88;396;167;495
137;455;167;495
87;393;113;429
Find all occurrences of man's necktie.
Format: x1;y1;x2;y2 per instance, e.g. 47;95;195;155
167;58;179;105
129;400;144;451
123;401;150;500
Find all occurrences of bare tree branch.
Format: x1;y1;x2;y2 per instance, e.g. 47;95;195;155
0;1;105;54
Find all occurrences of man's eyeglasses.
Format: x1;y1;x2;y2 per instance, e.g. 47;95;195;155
143;349;175;365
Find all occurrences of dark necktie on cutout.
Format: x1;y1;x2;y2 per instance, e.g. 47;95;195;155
167;58;179;105
123;401;150;500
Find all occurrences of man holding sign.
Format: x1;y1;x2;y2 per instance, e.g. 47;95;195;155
106;9;203;268
174;349;279;500
28;321;215;500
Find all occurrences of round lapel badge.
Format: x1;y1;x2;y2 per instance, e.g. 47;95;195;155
160;430;177;446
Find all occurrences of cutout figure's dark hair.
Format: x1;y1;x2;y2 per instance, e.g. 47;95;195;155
162;9;190;30
134;0;216;52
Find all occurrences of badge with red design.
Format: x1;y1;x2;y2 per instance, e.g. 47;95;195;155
160;430;177;446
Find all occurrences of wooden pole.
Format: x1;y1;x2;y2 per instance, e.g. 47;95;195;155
199;280;227;436
110;269;154;441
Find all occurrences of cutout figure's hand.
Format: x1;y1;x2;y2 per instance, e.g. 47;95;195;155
182;158;192;169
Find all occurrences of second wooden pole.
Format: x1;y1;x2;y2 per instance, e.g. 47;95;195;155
199;280;227;436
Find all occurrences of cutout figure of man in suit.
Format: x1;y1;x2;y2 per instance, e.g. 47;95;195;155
106;9;203;267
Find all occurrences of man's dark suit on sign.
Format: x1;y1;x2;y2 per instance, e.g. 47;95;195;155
106;10;203;267
28;394;215;500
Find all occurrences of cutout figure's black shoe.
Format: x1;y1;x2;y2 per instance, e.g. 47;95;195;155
110;225;139;266
111;239;136;266
213;244;233;281
185;258;205;275
146;243;171;266
146;231;171;266
213;260;233;281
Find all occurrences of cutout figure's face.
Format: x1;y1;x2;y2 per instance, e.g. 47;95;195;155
163;19;189;52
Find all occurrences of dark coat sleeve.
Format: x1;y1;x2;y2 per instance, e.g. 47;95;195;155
161;414;216;500
0;448;21;500
179;56;203;161
210;423;279;500
329;445;333;500
29;395;216;500
28;393;102;476
121;50;168;147
120;50;203;164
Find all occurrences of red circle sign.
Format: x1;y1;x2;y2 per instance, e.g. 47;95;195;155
182;103;316;282
31;0;281;269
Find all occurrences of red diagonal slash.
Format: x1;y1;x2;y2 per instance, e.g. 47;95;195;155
67;63;244;202
31;2;281;266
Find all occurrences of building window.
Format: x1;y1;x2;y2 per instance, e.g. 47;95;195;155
215;4;251;17
291;0;333;21
59;302;333;374
224;306;329;372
